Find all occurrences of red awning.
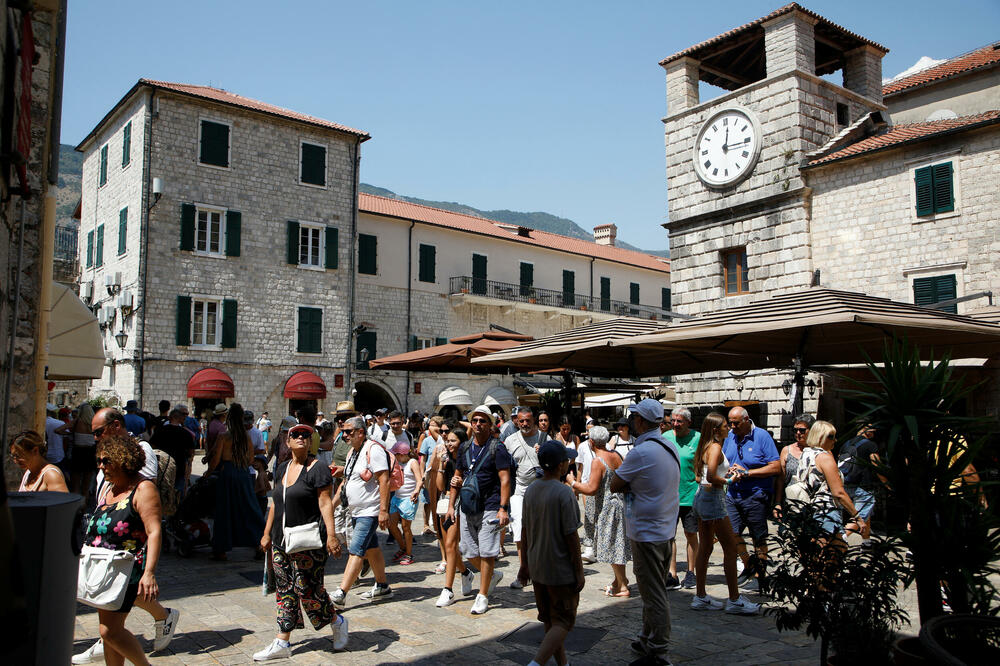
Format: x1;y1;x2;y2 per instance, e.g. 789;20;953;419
284;371;327;399
187;368;235;398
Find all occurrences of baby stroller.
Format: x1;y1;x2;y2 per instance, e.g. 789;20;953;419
164;473;217;557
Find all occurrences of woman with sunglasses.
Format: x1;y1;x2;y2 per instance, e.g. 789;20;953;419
426;421;453;572
773;414;815;520
206;402;265;561
433;425;475;606
83;432;163;666
10;430;68;492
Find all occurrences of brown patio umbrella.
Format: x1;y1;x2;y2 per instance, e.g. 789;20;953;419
367;331;533;374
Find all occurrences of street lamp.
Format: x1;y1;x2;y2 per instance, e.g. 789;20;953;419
115;329;128;350
781;379;792;395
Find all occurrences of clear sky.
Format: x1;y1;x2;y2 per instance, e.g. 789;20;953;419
62;0;1000;252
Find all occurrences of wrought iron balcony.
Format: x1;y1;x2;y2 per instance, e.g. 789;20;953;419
448;276;675;321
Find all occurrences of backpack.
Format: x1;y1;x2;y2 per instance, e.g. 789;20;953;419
151;449;178;517
459;439;499;515
366;442;404;492
837;437;868;485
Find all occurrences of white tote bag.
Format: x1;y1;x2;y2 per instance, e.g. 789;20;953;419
282;464;323;554
77;545;135;610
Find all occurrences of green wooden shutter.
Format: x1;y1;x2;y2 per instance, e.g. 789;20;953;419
287;221;300;264
357;331;376;369
86;230;94;267
562;270;575;306
914;166;934;216
95;225;104;267
914;275;957;314
297;307;322;353
472;253;487;294
932;162;954;213
180;204;196;251
630;282;640;304
435;337;448;346
118;208;127;255
300;143;326;186
221;299;238;348
225;210;241;257
176;295;192;346
600;277;610;311
200;120;230;167
661;287;671;312
358;234;378;274
325;226;338;269
99;145;108;186
418;244;436;283
121;122;131;167
519;262;533;296
409;335;419;351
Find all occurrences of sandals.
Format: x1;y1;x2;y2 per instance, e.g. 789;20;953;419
434;561;447;574
604;581;631;597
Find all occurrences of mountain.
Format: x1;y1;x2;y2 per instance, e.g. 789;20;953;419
360;184;669;258
53;144;668;258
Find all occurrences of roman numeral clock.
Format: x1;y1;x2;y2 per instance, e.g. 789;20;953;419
693;106;762;188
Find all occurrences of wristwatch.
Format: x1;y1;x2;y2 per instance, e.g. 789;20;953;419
500;504;511;512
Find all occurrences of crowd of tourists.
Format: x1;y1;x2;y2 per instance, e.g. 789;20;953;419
10;393;898;665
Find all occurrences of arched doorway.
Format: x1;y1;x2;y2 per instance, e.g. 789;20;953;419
353;381;396;415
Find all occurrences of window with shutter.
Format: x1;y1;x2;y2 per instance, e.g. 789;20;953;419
118;208;127;255
435;337;448;346
932;162;954;214
190;298;221;347
122;122;131;168
297;307;323;353
629;282;640;315
562;270;575;306
199;119;230;168
225;211;241;257
472;253;487;294
95;225;104;268
325;227;338;269
358;234;378;275
915;161;955;216
300;141;326;187
418;244;436;283
913;274;958;314
99;145;108;186
221;299;238;348
299;224;323;267
86;230;94;268
600;277;611;311
193;206;226;255
661;287;671;312
519;262;534;296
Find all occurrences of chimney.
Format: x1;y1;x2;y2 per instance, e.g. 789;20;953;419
594;223;617;247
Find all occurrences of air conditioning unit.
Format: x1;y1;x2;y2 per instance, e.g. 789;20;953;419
80;282;93;302
104;272;122;295
117;291;134;316
102;305;117;326
96;308;108;326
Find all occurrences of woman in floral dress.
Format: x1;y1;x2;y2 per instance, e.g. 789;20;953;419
83;433;163;666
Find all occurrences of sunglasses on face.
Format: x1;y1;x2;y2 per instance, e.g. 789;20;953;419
471;417;489;424
727;420;742;426
341;428;356;436
92;425;108;438
793;428;808;434
440;428;450;434
96;457;112;466
289;432;310;440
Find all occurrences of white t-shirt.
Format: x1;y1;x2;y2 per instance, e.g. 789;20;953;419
610;434;635;458
367;423;388;440
382;429;410;448
345;440;389;518
614;430;680;543
503;430;544;496
45;416;65;463
577;440;594;483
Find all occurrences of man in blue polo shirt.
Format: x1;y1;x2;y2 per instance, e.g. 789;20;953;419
723;406;780;592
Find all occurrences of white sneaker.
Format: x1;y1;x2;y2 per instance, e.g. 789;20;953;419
725;595;760;615
153;607;180;651
436;588;455;607
331;587;347;608
331;615;349;650
72;639;104;664
359;583;393;600
470;593;489;614
740;577;760;592
581;546;596;563
253;639;291;661
690;594;724;611
487;570;503;596
460;569;475;596
736;558;745;575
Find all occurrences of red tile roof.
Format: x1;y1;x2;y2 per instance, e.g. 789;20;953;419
884;43;1000;97
77;79;369;150
359;193;670;274
659;3;886;66
804;110;1000;167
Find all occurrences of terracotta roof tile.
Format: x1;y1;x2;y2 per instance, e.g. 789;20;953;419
141;79;369;139
659;3;886;66
884;43;1000;96
359;194;670;274
804;110;1000;166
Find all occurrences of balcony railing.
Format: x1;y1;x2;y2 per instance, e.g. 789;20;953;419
54;226;78;261
448;276;675;320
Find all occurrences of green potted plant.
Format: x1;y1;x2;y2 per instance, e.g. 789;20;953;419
766;500;909;664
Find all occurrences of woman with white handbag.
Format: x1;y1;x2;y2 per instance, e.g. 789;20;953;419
79;432;163;666
256;423;347;661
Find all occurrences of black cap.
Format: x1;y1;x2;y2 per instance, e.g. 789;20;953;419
538;440;578;471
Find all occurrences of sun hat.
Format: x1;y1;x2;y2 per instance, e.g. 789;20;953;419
213;403;228;416
538;440;578;471
391;440;411;455
336;400;357;415
125;400;139;413
470;405;495;425
627;398;664;424
280;415;298;432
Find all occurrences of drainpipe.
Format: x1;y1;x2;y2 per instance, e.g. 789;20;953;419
137;89;156;408
404;220;415;413
344;138;361;398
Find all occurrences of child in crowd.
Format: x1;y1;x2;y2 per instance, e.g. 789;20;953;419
387;441;424;565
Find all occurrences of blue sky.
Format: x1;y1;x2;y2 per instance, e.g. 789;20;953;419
62;1;999;252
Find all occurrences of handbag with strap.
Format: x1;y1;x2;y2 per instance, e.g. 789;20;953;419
282;463;323;553
77;545;135;610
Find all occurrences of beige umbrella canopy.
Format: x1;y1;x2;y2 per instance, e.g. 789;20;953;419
47;282;105;380
367;331;533;374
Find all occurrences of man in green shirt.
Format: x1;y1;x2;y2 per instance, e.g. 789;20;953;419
664;406;700;589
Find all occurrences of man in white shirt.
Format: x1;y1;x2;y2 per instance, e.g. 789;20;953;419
503;406;547;589
332;417;392;607
367;408;389;440
381;410;410;448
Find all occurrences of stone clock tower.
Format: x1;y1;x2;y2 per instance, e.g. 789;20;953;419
662;4;887;315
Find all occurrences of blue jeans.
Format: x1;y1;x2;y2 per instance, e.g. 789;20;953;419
348;515;380;557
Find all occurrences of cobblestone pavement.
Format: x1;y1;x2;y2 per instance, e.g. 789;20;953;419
74;466;916;664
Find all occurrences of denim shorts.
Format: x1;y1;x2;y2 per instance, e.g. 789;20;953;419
390;495;418;521
815;507;843;535
348;515;380;557
846;485;875;521
726;492;770;541
693;486;727;521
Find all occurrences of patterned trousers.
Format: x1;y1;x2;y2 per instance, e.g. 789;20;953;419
272;547;336;633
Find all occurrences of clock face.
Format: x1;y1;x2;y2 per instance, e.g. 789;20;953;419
693;108;761;188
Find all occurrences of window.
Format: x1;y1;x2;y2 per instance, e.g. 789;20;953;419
630;282;640;315
176;296;237;348
297;307;323;353
418;244;436;283
86;230;94;268
191;299;221;346
99;145;108;186
562;270;575;306
299;224;324;268
180;204;240;256
122;122;131;168
411;336;445;351
472;253;487;295
356;331;377;369
358;233;378;274
914;274;957;314
600;277;610;311
723;248;750;295
519;262;534;296
118;208;127;255
196;208;224;254
299;141;326;187
661;287;671;312
836;103;849;127
199;119;230;168
95;225;104;268
915;162;954;216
